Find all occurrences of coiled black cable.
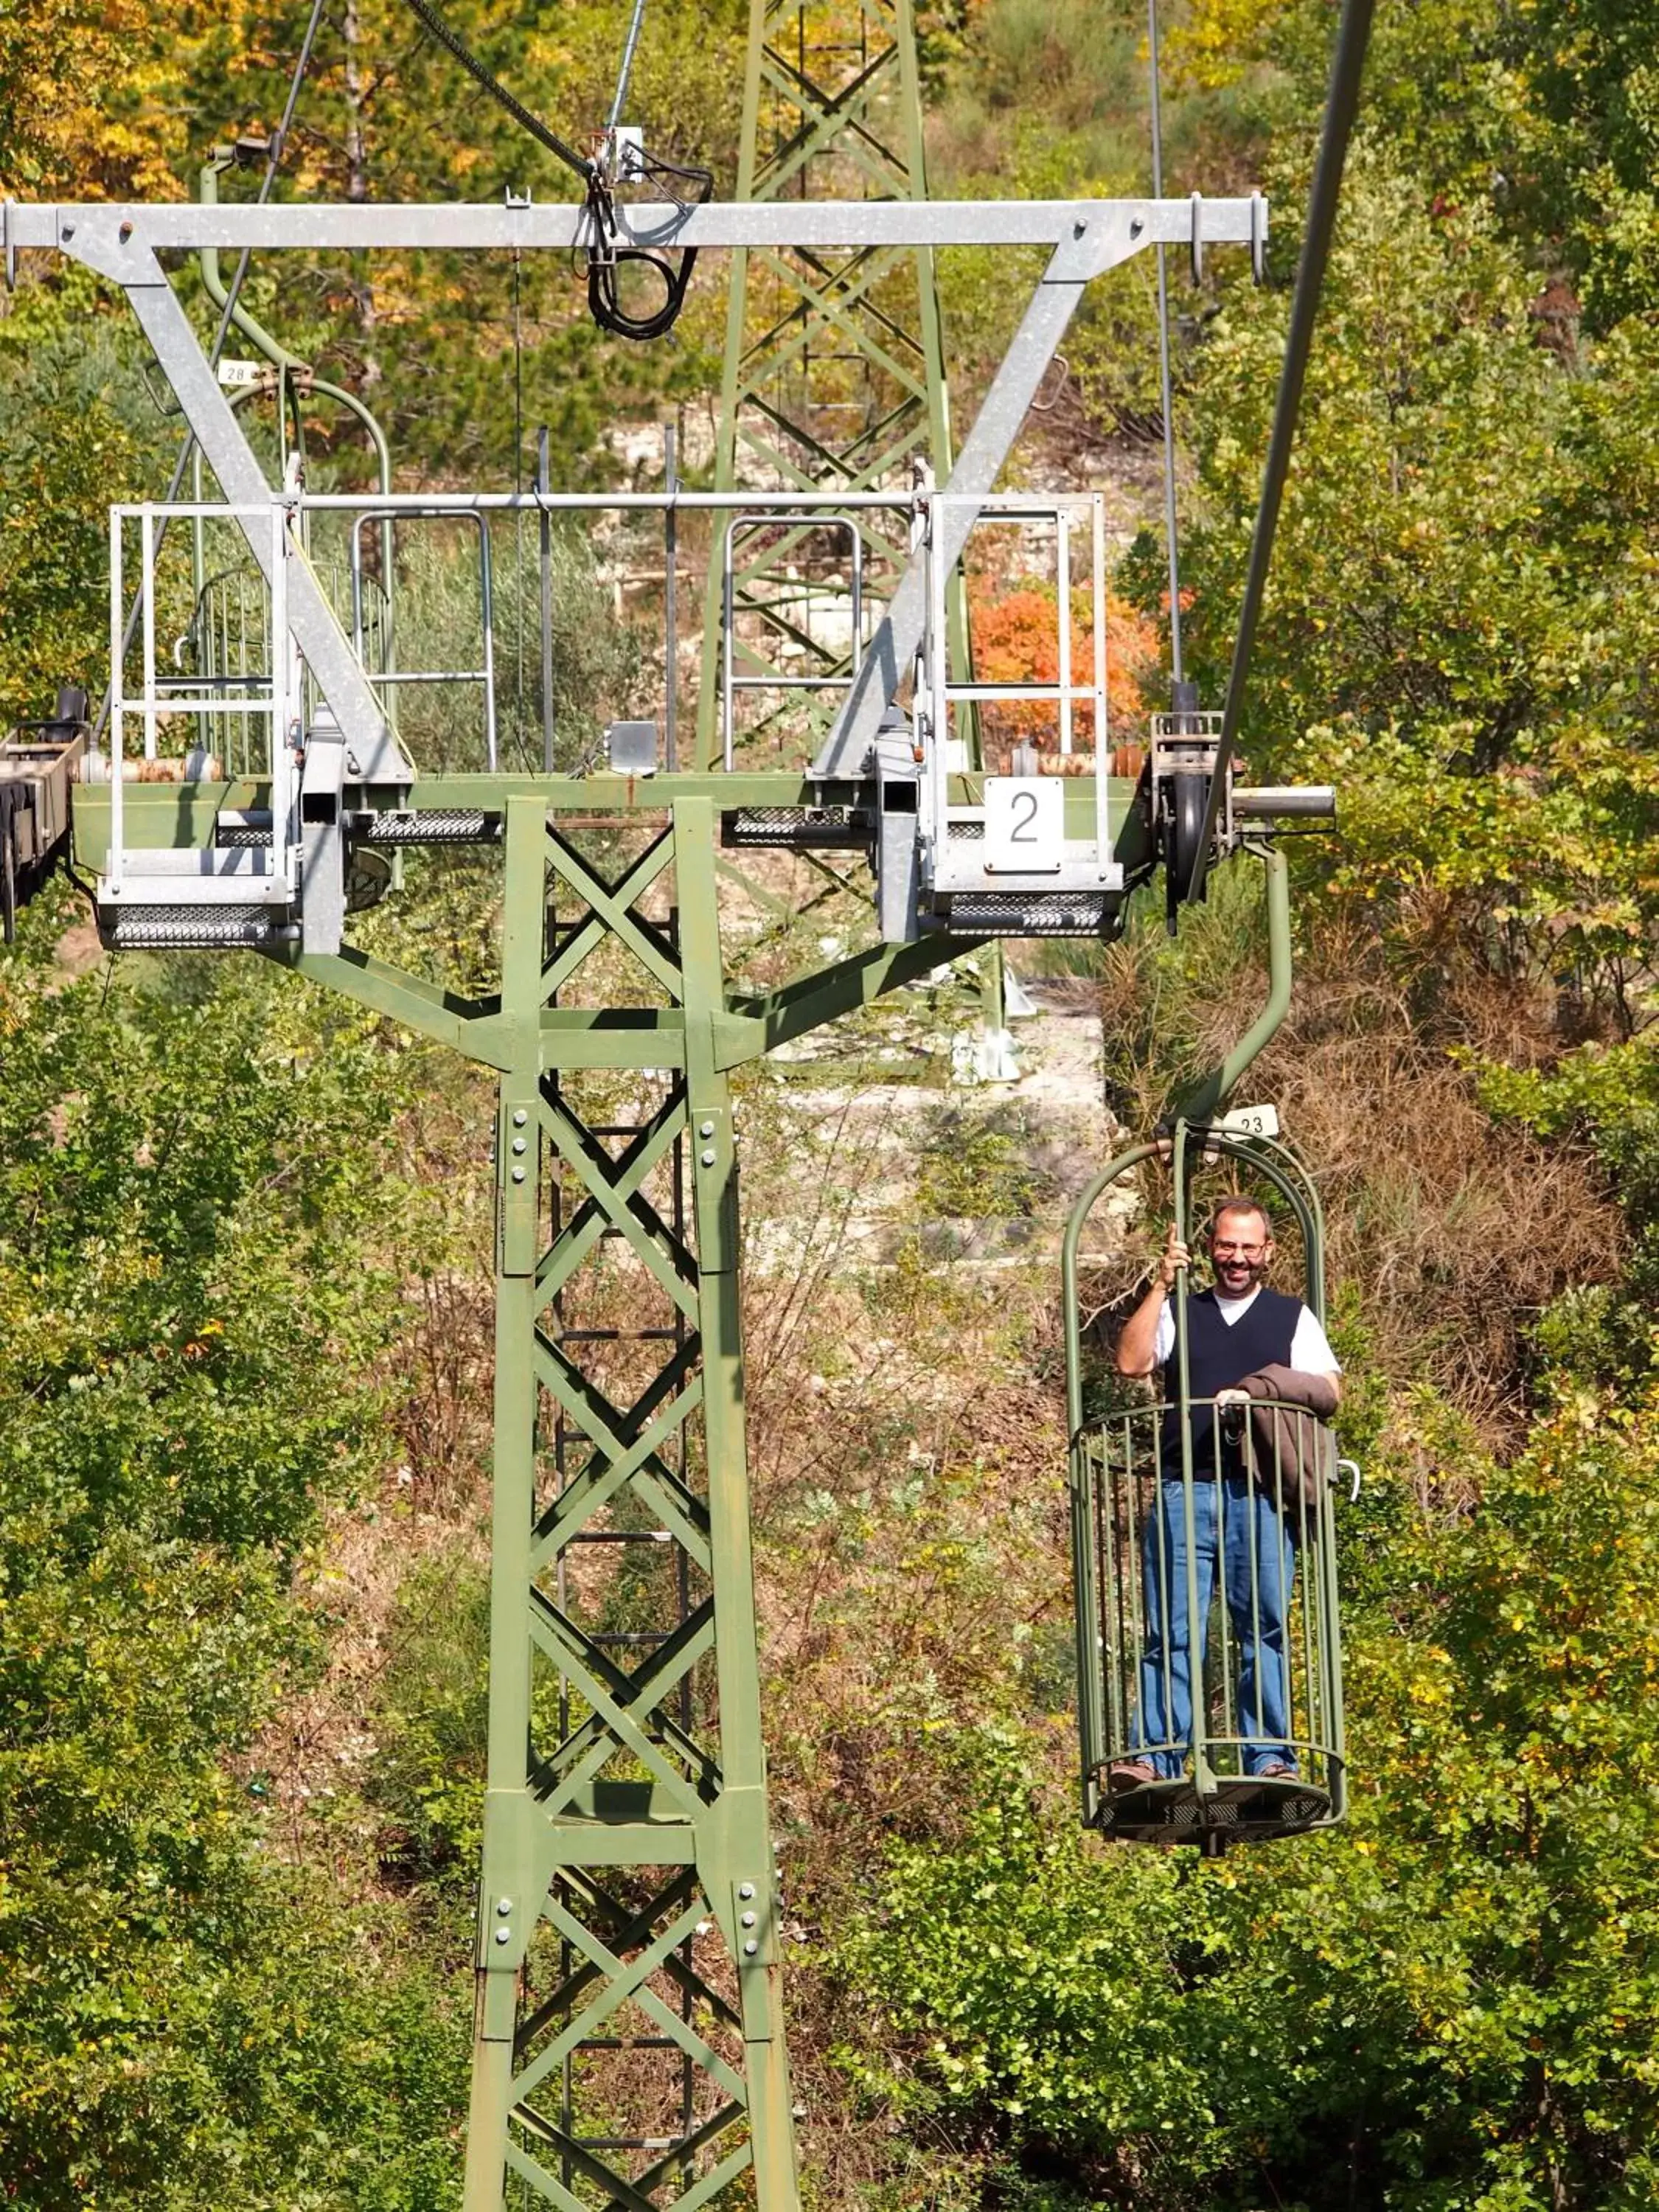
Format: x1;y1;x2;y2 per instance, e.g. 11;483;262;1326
584;153;713;343
400;0;712;341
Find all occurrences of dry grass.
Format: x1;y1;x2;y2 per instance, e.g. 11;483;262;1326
1110;912;1623;1444
1262;970;1615;1437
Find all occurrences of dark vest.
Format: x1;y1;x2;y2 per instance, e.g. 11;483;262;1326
1160;1286;1301;1476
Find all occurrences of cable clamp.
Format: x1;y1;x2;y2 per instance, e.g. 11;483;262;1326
583;170;619;268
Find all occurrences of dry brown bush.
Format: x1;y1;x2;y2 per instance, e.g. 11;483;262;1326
1148;920;1621;1441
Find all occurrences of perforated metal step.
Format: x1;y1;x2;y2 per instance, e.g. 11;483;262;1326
352;808;500;845
102;903;291;951
722;806;869;850
1093;1773;1332;1845
938;890;1116;937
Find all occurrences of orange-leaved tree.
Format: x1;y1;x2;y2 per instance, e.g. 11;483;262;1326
967;581;1161;770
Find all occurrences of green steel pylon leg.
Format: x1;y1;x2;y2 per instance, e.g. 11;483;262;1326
464;800;560;2212
463;795;799;2211
700;0;974;773
677;798;799;2198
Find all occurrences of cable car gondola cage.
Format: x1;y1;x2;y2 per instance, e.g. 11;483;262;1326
1065;1122;1349;1848
1062;843;1351;1849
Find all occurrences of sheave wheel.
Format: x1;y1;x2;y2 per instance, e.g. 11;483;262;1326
1165;770;1211;919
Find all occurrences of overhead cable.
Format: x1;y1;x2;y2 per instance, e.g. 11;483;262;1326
605;0;651;138
1183;0;1377;902
1146;0;1185;687
399;0;709;341
400;0;590;178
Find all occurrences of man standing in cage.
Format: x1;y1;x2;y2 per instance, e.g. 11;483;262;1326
1109;1197;1340;1789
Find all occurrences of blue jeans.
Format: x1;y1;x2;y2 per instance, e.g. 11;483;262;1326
1133;1472;1295;1778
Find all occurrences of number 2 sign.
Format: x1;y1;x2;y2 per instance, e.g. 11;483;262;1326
984;776;1064;873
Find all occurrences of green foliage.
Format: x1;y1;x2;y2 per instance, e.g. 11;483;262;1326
1132;140;1659;1018
0;898;466;2207
1170;0;1659;330
914;1105;1048;1221
384;521;644;778
1470;1036;1659;1385
838;1382;1659;2209
368;1552;490;1886
1097;859;1275;1127
149;0;742;479
0;915;406;1557
0;281;165;726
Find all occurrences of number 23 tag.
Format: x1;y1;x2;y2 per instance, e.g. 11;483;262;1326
984;776;1064;873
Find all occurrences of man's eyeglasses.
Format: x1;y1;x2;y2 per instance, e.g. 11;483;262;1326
1211;1240;1266;1258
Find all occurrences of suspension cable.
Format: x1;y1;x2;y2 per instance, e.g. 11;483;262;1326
1182;0;1377;903
400;0;590;178
398;0;709;342
605;0;650;139
91;0;329;753
1147;0;1185;689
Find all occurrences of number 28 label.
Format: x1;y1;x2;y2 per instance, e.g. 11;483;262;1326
984;776;1064;874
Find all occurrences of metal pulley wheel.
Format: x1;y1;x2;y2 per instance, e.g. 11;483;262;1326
1165;769;1210;923
347;844;393;914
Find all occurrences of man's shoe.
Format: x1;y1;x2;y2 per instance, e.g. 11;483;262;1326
1107;1758;1158;1792
1253;1759;1298;1781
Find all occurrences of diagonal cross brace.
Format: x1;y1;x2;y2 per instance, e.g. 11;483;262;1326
526;1591;711;1820
535;1893;748;2104
509;1898;712;2106
810;219;1128;774
532;1599;717;1815
541;827;681;1003
810;198;1266;773
113;256;392;764
520;1868;743;2046
532;1340;713;1570
531;1372;706;1571
539;1091;700;1320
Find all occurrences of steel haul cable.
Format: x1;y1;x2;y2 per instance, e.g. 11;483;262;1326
400;0;591;177
1183;0;1378;903
1147;0;1186;690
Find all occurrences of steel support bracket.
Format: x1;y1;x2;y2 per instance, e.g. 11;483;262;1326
498;1091;540;1276
299;709;346;957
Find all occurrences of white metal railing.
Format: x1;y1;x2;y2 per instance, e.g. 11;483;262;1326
922;490;1119;894
349;507;497;771
103;487;1125;900
105;500;298;905
720;511;865;771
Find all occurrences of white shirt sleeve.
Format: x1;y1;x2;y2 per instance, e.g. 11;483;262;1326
1153;1306;1175;1366
1150;1298;1339;1374
1290;1307;1340;1374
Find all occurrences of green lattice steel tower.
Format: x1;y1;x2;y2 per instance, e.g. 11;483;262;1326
698;0;969;772
462;797;804;2211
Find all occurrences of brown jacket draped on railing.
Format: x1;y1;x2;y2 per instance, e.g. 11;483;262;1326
1231;1363;1340;1520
